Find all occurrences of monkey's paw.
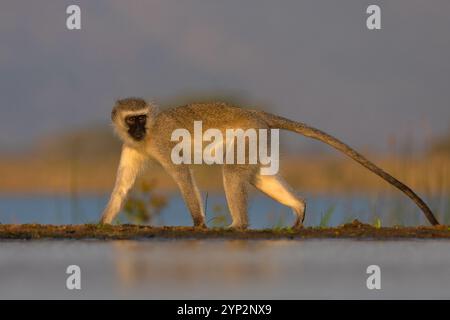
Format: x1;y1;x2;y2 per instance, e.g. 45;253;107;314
226;223;248;231
292;221;304;230
194;222;207;229
99;216;113;225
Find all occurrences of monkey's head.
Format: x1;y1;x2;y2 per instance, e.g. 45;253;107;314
111;98;155;146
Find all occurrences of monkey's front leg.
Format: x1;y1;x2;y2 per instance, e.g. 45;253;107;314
100;146;145;224
166;165;206;228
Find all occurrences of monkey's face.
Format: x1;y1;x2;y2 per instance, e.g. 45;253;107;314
125;114;147;141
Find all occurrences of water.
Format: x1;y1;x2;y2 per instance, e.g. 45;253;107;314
0;193;447;227
1;239;449;299
1;195;449;299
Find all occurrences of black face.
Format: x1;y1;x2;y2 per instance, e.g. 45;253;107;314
125;114;147;141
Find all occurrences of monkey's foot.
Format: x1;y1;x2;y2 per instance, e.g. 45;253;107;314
99;215;114;225
194;222;207;229
292;217;304;230
292;203;306;230
226;223;248;231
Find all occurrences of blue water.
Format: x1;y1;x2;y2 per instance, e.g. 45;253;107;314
1;194;449;299
0;193;447;227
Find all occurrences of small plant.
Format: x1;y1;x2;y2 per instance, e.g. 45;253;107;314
122;179;168;224
319;205;335;228
373;217;382;229
443;196;450;225
208;203;230;228
273;214;286;231
284;226;297;234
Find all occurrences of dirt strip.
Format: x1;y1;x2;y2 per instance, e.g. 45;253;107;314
0;220;449;240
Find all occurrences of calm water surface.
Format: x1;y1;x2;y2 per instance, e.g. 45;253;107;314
1;240;449;299
1;194;449;299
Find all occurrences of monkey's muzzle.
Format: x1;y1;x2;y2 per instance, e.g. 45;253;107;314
128;126;146;141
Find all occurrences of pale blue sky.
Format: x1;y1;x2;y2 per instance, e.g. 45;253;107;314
0;0;449;151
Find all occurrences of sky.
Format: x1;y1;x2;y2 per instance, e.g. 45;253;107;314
0;0;449;151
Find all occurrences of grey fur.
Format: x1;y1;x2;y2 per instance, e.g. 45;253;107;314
100;98;440;228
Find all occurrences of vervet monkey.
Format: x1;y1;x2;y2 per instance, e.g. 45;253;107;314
100;98;440;228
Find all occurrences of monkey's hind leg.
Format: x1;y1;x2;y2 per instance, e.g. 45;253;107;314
222;165;251;230
252;174;306;229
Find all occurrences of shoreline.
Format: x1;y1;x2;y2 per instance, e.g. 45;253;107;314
1;220;449;240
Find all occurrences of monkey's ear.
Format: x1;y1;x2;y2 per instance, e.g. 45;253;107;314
111;109;117;121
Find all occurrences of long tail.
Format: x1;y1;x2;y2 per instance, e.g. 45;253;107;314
260;111;440;226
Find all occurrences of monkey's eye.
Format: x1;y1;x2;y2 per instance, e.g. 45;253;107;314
137;115;146;123
125;116;135;125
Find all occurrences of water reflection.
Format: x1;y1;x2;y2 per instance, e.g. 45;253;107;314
1;239;450;299
111;240;288;294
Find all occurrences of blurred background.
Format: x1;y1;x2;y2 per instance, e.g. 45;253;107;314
0;0;449;227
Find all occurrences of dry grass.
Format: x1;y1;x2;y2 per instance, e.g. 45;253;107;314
0;153;448;196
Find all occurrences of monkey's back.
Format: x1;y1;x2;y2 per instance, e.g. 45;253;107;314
155;102;266;130
147;102;270;159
